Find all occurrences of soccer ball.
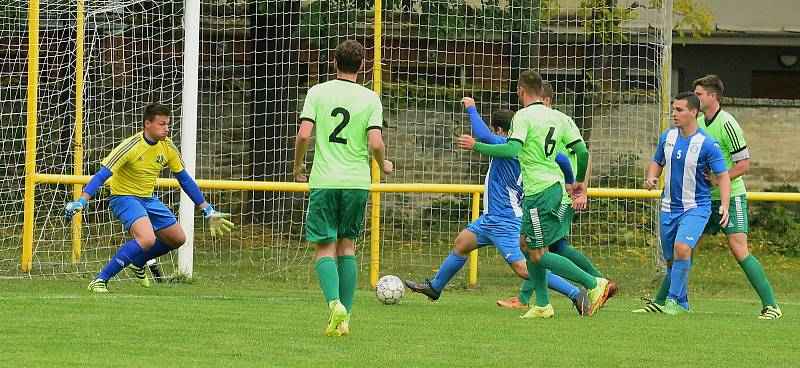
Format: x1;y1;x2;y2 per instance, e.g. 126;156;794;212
375;275;404;305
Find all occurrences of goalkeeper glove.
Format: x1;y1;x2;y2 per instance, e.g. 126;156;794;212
202;204;234;237
64;197;88;221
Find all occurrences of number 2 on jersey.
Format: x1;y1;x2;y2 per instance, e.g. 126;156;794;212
329;107;350;144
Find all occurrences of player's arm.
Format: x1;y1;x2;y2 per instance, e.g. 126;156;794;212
555;152;574;185
708;143;731;226
165;141;234;237
462;97;504;145
294;120;314;182
646;132;667;189
726;121;750;180
369;128;392;174
468;139;521;158
64;166;113;220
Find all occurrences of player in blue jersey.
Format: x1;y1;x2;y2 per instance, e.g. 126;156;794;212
643;91;731;315
404;97;591;315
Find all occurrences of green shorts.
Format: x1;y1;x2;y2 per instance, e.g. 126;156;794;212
557;204;575;237
521;183;566;249
703;195;748;235
305;188;369;243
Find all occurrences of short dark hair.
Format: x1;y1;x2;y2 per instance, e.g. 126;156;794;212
692;74;724;101
518;70;544;97
491;108;514;132
143;103;171;123
675;91;700;111
334;40;365;74
541;80;554;100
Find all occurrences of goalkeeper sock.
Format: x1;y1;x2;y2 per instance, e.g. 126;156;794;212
315;257;340;304
131;238;173;268
531;260;550;307
552;239;604;278
739;254;778;308
654;264;672;305
538;251;597;289
668;259;691;307
431;251;467;292
337;255;357;313
547;270;580;300
97;239;145;281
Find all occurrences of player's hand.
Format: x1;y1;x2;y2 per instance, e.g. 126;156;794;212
718;205;729;228
703;172;719;187
64;198;87;221
203;205;234;237
458;134;477;150
565;183;574;197
381;160;393;175
644;177;659;190
461;97;476;109
293;164;307;182
572;192;588;211
571;182;587;199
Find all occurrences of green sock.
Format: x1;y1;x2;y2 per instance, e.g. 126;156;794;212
654;271;670;305
531;260;550;307
315;257;340;304
539;252;597;289
556;244;604;278
739;254;778;308
337;255;358;313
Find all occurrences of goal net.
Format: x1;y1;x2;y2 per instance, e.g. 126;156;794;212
2;0;669;288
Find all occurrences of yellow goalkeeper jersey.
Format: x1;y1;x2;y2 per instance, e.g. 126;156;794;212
100;132;185;197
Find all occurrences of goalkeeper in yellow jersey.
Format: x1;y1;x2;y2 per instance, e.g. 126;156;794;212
64;104;234;292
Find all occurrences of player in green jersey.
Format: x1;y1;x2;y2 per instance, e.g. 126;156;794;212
695;75;779;319
294;40;393;336
497;81;617;311
459;70;612;318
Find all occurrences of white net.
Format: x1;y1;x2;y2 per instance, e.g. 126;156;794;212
3;0;669;287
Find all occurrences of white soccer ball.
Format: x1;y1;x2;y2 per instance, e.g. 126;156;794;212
375;275;404;305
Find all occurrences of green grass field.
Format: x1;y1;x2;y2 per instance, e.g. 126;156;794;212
2;247;799;367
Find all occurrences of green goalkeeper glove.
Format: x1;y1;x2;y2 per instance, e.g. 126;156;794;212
202;204;234;237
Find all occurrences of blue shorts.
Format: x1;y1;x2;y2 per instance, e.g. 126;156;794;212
465;214;524;264
109;195;177;232
659;207;711;261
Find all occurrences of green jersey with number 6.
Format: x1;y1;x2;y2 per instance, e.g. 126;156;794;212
698;109;748;200
299;79;383;190
509;102;584;196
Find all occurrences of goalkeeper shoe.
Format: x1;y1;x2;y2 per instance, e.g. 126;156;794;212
572;287;592;316
323;300;347;337
632;298;665;314
337;313;351;336
496;296;528;309
87;278;109;293
587;277;610;315
404;279;441;301
663;299;689;316
126;264;150;288
520;304;554;319
758;306;782;320
601;281;618;308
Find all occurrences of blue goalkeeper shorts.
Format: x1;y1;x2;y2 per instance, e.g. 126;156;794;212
109;195;177;232
659;207;711;261
466;214;524;264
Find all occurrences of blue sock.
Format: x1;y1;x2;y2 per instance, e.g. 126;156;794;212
549;238;567;253
131;238;174;267
546;270;580;300
97;239;145;282
430;251;467;292
668;259;692;307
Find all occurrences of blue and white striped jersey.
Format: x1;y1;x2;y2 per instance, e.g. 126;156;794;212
481;137;524;219
653;128;728;213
